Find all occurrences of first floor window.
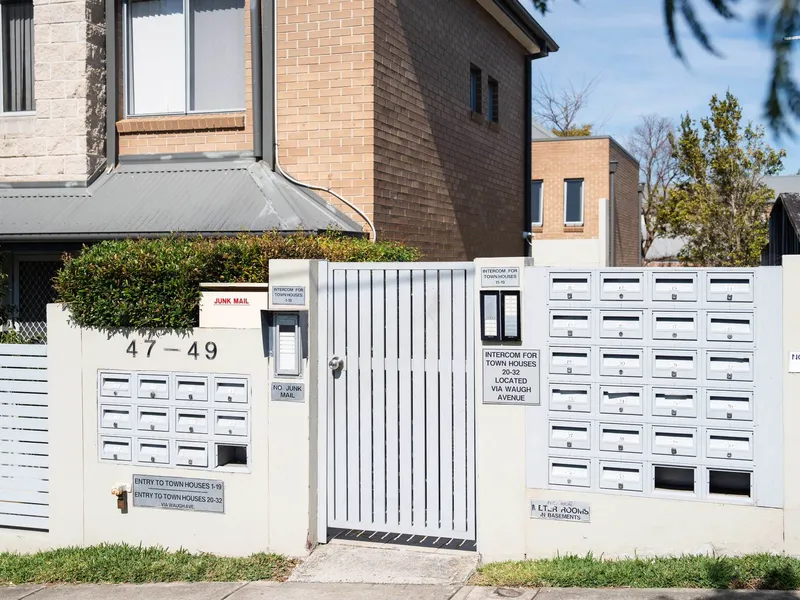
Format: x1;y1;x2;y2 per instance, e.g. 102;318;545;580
564;179;584;225
126;0;245;116
487;77;499;123
1;0;34;112
470;65;481;114
531;180;543;227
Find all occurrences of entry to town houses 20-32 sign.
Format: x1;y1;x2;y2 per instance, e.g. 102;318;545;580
132;474;224;514
482;348;540;405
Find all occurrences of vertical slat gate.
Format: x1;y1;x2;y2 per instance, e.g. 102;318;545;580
326;264;475;541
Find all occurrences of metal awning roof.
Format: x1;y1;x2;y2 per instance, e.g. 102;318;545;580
0;158;362;242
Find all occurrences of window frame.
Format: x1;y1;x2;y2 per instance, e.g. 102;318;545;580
0;0;35;115
122;0;246;118
531;179;543;227
487;77;499;124
563;178;584;226
469;64;482;115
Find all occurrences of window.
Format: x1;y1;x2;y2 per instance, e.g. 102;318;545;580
469;65;481;114
1;0;34;112
564;179;584;226
487;77;499;123
531;180;543;227
125;0;245;116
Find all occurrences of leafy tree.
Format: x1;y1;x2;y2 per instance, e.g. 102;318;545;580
655;92;785;266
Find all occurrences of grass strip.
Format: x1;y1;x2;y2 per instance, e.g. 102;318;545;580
473;554;800;590
0;543;296;585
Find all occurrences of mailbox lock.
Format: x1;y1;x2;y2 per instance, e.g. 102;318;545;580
567;330;573;337
150;456;155;463
727;293;733;301
567;367;573;374
188;394;194;400
727;452;732;458
113;422;118;428
671;293;677;300
188;459;193;465
228;429;233;434
618;483;623;490
618;332;623;338
113;453;118;460
150;424;154;431
618;408;623;413
619;293;624;300
671;409;677;416
566;441;572;448
567;292;573;300
672;333;677;339
727;373;733;380
567;404;572;410
150;391;156;399
113;391;118;396
617;444;623;451
727;412;733;419
671;371;677;378
727;334;733;340
189;426;194;433
329;356;344;371
227;396;233;402
566;478;572;484
671;448;677;455
618;369;623;376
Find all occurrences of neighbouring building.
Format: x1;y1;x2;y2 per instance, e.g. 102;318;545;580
0;0;557;337
529;134;640;267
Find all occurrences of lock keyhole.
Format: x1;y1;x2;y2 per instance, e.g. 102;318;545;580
567;292;573;300
672;332;677;339
188;393;194;400
618;483;623;490
671;371;677;378
227;395;232;402
113;422;118;428
150;456;155;462
150;391;155;399
671;293;677;300
727;293;733;301
619;293;624;299
567;404;572;410
671;409;677;416
618;331;623;337
619;407;623;413
727;373;733;380
566;441;572;448
727;412;732;419
617;444;623;451
567;367;572;374
188;459;193;465
671;448;677;455
727;334;733;340
727;452;732;458
113;453;118;460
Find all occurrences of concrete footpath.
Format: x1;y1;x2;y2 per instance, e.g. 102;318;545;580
2;584;800;600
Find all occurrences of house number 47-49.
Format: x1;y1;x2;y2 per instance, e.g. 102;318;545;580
126;340;217;360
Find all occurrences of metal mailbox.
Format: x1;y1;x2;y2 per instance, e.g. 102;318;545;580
137;438;170;464
549;384;591;413
549;272;592;301
599;348;643;378
652;311;698;341
549;347;591;376
599;385;644;415
214;410;248;436
599;310;644;339
174;375;209;402
175;408;208;434
706;272;754;303
706;351;754;382
549;310;592;338
706;312;754;343
100;404;132;430
706;389;754;421
174;441;208;468
548;457;591;487
213;377;249;404
652;349;698;380
652;426;697;457
652;272;698;302
549;420;591;450
100;436;132;461
137;406;169;433
599;423;643;453
652;387;698;418
599;461;644;492
600;272;644;301
137;373;170;401
706;429;753;461
99;372;132;399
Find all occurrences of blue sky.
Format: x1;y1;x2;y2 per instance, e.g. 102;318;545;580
527;0;800;173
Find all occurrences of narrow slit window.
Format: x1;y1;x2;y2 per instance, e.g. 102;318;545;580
469;65;482;114
564;179;584;226
487;77;499;123
1;0;34;112
531;180;543;227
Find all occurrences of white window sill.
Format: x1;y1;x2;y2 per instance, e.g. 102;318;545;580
0;110;35;118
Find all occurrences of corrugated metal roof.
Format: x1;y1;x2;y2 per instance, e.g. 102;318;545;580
0;159;361;241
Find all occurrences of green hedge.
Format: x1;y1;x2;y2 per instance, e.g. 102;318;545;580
55;233;420;330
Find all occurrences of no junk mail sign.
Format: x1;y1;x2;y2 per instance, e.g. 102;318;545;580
482;348;540;405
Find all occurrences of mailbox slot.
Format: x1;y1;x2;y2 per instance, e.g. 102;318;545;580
652;311;698;341
652;272;698;302
706;312;754;343
600;273;644;301
214;410;248;437
549;421;591;450
599;423;643;453
599;310;644;339
706;429;754;461
652;426;697;457
137;438;169;464
707;272;754;303
549;272;591;301
654;465;695;493
136;373;169;401
708;469;752;497
213;377;249;404
549;310;592;338
100;436;132;462
100;404;132;430
175;408;208;434
99;372;132;399
599;461;643;492
599;348;643;378
706;352;754;382
599;385;643;415
548;457;590;487
174;441;208;468
549;347;591;376
549;384;591;413
652;388;698;418
174;375;209;402
652;350;697;380
706;389;753;421
136;406;169;433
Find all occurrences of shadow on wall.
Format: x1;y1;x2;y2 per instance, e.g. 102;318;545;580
374;0;527;260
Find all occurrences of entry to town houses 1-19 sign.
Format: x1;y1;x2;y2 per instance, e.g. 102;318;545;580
132;474;224;514
482;348;540;405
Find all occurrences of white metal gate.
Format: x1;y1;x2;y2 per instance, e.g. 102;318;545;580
324;263;476;541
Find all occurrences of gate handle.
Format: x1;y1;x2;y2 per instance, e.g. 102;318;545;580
329;356;344;371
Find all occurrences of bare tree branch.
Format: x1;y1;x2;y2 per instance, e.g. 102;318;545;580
533;76;599;136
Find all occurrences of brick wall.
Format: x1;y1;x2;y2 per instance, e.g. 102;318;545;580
610;140;640;266
0;0;106;182
373;0;527;259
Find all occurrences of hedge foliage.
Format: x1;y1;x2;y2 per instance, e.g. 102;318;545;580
55;233;420;330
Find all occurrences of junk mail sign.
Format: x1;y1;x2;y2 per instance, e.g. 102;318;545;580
132;474;224;514
482;349;540;405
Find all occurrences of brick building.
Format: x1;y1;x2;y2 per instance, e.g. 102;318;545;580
0;0;556;336
529;135;640;267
